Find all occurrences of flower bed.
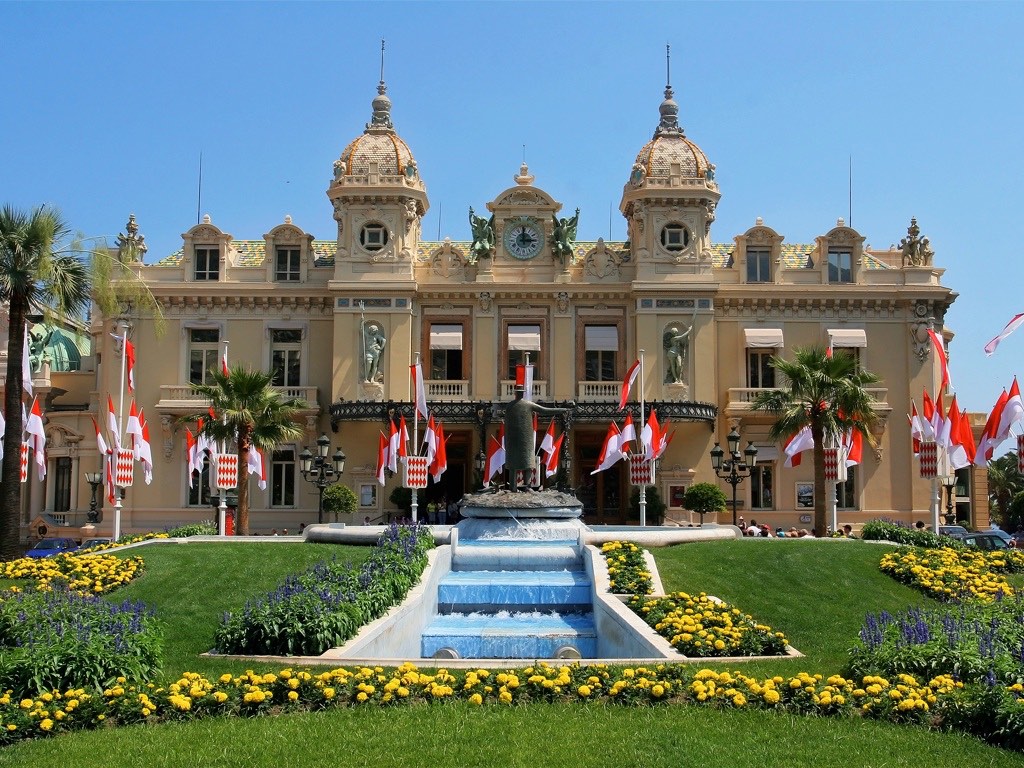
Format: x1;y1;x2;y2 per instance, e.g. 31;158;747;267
214;523;433;657
878;547;1022;603
0;553;144;597
600;541;653;595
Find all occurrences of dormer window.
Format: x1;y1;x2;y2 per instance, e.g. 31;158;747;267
275;247;300;281
194;247;219;281
828;249;852;283
746;248;771;282
660;224;690;252
360;223;388;252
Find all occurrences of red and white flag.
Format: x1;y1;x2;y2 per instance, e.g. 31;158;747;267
619;359;640;410
429;422;448;482
126;399;143;454
975;389;1009;465
524;363;535;402
22;323;32;397
485;426;505;483
934;392;953;452
411;362;428;420
996;377;1024;442
592;421;624;474
985;312;1024;356
540;419;556;458
24;396;46;480
423;413;438;465
843;427;863;467
398;415;409;461
185;428;198;488
106;455;116;503
958;408;977;468
221;346;229;376
784;426;813;468
640;409;660;461
619;413;636;454
654;418;673;460
107;394;121;449
909;400;923;455
125;338;136;392
137;412;154;484
375;432;388;485
927;328;951;393
545;433;564;477
386;418;400;473
92;415;109;456
247;447;267;491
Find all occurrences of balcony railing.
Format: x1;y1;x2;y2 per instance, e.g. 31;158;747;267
156;384;319;412
577;381;620;402
425;380;469;401
727;386;889;410
500;380;549;400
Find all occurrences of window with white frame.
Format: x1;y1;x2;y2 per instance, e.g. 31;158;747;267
194;247;220;281
747;350;776;389
827;249;852;283
188;455;212;507
271;329;302;387
837;467;857;509
429;323;464;380
360;483;377;507
275;247;300;281
53;457;72;512
271;448;295;507
746;248;771;282
584;325;617;382
828;329;866;371
750;463;774;510
507;324;541;380
189;329;220;385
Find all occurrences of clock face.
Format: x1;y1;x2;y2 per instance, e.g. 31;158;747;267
503;218;543;260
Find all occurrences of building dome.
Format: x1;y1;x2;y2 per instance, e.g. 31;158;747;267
628;84;714;184
334;81;418;179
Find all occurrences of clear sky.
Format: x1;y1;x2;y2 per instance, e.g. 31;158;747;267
3;1;1022;412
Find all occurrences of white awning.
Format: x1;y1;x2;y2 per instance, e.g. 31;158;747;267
508;325;541;351
754;445;779;462
744;328;784;349
429;324;463;350
828;328;867;348
585;325;618;352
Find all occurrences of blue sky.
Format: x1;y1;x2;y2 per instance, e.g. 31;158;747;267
3;1;1022;412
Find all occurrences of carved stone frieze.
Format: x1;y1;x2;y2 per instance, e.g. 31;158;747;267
584;239;621;280
430;239;465;279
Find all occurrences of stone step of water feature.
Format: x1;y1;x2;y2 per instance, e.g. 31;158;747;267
438;570;593;613
451;541;582;571
421;611;598;660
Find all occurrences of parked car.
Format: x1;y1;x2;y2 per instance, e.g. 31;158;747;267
962;532;1010;551
981;529;1013;546
79;537;114;550
1010;530;1024;548
938;525;969;540
23;537;78;558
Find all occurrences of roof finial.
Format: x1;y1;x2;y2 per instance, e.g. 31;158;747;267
380;38;385;85
366;39;394;131
654;44;683;138
666;43;671;89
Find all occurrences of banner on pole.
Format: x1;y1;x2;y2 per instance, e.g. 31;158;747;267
1017;435;1024;474
19;443;28;484
115;448;135;487
404;456;429;489
919;441;938;479
214;453;238;490
629;453;654;486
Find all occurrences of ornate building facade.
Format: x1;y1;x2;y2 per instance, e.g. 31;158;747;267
12;72;966;538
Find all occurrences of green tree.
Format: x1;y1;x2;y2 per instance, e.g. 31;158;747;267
0;206;90;560
189;365;306;536
683;482;727;526
322;483;358;522
751;346;880;535
989;451;1024;529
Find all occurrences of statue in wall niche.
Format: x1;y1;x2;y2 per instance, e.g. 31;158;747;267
468;207;495;264
663;321;693;385
362;321;387;383
551;208;580;268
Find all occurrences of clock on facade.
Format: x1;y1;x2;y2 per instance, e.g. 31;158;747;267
503;217;543;260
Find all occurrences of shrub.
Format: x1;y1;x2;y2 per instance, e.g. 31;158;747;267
0;588;161;697
860;519;949;548
166;520;218;537
683;482;727;524
629;486;666;525
214;524;433;656
322;484;358;521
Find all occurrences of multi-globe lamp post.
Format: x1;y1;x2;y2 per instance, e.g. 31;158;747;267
300;433;346;524
940;471;957;526
710;427;758;526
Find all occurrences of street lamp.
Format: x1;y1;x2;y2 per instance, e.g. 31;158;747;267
300;434;346;524
941;471;957;526
84;471;103;524
710;427;758;526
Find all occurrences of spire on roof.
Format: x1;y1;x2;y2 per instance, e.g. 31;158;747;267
366;39;394;130
654;44;683;138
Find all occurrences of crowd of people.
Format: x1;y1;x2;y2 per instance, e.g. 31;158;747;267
737;517;855;539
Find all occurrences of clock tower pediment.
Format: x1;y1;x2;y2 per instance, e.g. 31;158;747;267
485;163;562;262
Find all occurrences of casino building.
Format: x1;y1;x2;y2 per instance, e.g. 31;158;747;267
10;68;974;539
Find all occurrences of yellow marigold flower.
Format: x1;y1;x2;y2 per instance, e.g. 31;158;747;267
469;693;483;705
6;724;15;732
499;690;513;704
19;699;32;710
356;692;368;702
288;691;299;701
577;685;592;697
39;718;54;731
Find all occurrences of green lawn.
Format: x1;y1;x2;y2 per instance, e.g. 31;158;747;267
1;537;1019;766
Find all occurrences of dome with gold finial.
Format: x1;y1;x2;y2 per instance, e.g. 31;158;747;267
332;76;419;181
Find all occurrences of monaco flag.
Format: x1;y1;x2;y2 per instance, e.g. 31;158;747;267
485;425;505;483
545;433;564;477
996;378;1024;443
247;447;267;490
975;389;1009;466
784;426;814;468
376;432;388;485
927;329;951;393
429;422;448;482
411;362;428;420
985;312;1024;356
619;359;641;411
592;421;624;474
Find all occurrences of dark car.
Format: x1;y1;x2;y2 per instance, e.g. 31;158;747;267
79;537;114;551
24;537;78;558
962;532;1010;551
981;529;1013;546
938;525;969;540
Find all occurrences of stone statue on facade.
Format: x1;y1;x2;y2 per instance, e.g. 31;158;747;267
333;158;347;181
551;207;580;267
503;387;571;492
468;207;495;264
898;217;934;267
663;321;693;385
28;325;54;373
362;321;387;382
116;213;148;263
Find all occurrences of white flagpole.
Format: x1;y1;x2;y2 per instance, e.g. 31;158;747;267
113;326;128;542
639;348;646;527
411;352;420;524
218;340;229;536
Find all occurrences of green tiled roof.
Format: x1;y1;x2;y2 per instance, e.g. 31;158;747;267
154;239;889;270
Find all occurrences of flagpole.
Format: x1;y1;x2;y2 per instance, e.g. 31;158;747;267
639;349;646;527
113;326;128;542
218;340;229;537
411;352;419;524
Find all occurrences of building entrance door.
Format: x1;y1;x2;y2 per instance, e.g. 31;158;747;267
575;432;626;524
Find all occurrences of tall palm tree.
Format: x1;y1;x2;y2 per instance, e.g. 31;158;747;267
751;346;881;534
189;365;306;535
987;451;1023;528
0;205;90;560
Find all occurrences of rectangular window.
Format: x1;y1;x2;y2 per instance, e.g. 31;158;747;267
584;325;617;382
747;350;775;388
360;484;377;507
275;247;301;281
189;328;220;385
746;249;771;282
53;457;72;512
750;463;774;510
188;456;212;507
271;329;302;387
837;467;857;509
429;324;464;380
194;247;220;281
828;249;852;283
507;324;541;380
271;449;295;507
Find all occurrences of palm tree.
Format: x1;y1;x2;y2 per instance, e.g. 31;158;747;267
189;365;306;535
987;451;1023;528
751;346;881;534
0;205;90;560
